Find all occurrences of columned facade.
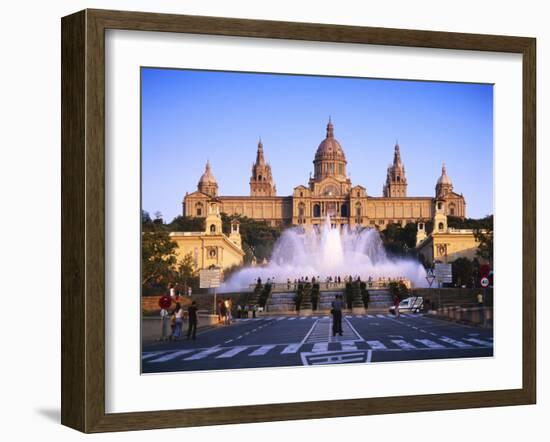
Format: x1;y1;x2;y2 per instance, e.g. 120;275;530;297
183;119;466;228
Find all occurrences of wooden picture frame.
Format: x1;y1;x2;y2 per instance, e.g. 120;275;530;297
61;9;536;433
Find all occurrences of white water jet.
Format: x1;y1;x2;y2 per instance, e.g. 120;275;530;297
221;216;427;292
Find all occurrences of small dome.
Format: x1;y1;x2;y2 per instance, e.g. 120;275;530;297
437;163;452;185
315;118;346;161
199;160;217;185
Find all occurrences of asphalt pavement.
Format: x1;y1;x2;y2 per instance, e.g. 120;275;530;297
142;313;493;373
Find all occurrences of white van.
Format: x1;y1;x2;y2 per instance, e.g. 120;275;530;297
389;296;423;314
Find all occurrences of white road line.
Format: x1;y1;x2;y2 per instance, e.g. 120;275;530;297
464;338;493;347
142;351;164;360
148;349;195;363
224;339;234;344
376;314;386;318
367;315;374;318
439;337;472;348
343;317;366;341
415;339;446;349
341;340;358;351
391;340;417;349
288;317;296;321
429;332;438;336
281;343;301;354
216;346;249;359
184;346;222;360
300;317;307;320
300;318;320;345
366;340;387;350
312;342;328;352
249;345;276;356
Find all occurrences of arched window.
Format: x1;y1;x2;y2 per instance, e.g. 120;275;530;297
300;191;303;197
397;176;400;182
449;203;456;216
438;202;443;210
210;224;216;233
298;203;305;217
258;174;262;181
341;203;349;217
195;202;203;217
356;204;362;217
438;222;444;232
313;204;321;218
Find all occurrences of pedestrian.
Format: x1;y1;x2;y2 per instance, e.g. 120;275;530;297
160;307;170;342
477;292;484;307
237;304;242;319
252;304;257;318
217;299;223;323
394;296;400;318
187;286;192;297
187;301;198;340
172;303;184;339
226;298;233;324
331;294;343;336
220;299;228;324
169;283;176;299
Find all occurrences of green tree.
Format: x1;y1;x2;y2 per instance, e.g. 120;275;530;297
474;227;494;264
221;214;282;263
141;225;178;286
381;222;418;257
452;257;474;287
173;252;199;291
388;281;409;301
167;215;205;232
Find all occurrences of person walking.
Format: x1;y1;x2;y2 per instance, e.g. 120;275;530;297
331;294;343;337
172;303;184;339
220;299;228;325
394;296;401;318
160;307;171;342
187;301;198;340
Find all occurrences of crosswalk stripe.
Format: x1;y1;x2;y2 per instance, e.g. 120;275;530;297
288;317;296;321
281;343;301;354
142;351;165;360
392;340;417;349
367;315;374;318
366;340;387;350
300;317;307;320
415;339;445;349
464;338;493;347
216;346;249;358
184;346;222;360
249;345;276;356
148;349;195;363
312;342;328;352
439;337;472;348
341;340;358;351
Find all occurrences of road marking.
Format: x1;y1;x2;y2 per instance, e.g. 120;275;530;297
376;314;386;318
341;340;358;351
439;337;472;348
184;346;222;360
216;346;248;358
415;339;446;349
249;345;276;356
419;329;427;333
224;339;233;344
148;349;195;363
288;317;296;321
464;338;493;347
142;351;165;360
391;340;417;349
281;343;301;354
300;317;308;320
429;332;438;337
312;342;329;352
366;340;387;350
367;315;374;318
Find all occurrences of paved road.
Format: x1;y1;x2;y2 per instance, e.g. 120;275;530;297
142;314;493;373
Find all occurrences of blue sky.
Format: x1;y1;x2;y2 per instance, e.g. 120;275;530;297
141;68;493;221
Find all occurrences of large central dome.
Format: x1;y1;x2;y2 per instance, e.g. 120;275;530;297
315;117;346;161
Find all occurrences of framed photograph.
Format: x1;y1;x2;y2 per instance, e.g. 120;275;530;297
61;9;536;433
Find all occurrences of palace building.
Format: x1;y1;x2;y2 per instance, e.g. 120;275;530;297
183;119;466;228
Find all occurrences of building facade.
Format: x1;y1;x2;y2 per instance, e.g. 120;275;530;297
170;201;244;272
416;200;482;265
183;119;466;228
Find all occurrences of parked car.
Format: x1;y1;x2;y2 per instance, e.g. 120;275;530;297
389;296;424;314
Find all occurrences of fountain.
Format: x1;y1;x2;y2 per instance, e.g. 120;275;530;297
221;216;427;293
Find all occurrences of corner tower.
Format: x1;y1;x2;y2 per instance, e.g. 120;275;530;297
383;142;407;197
250;139;276;197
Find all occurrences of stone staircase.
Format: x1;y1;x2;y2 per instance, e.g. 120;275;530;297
367;290;393;312
266;292;296;312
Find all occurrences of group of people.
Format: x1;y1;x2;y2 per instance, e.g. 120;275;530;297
159;301;198;342
216;298;233;325
167;282;193;298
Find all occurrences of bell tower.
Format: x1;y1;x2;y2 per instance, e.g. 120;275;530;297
250;139;276;197
383;142;408;197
